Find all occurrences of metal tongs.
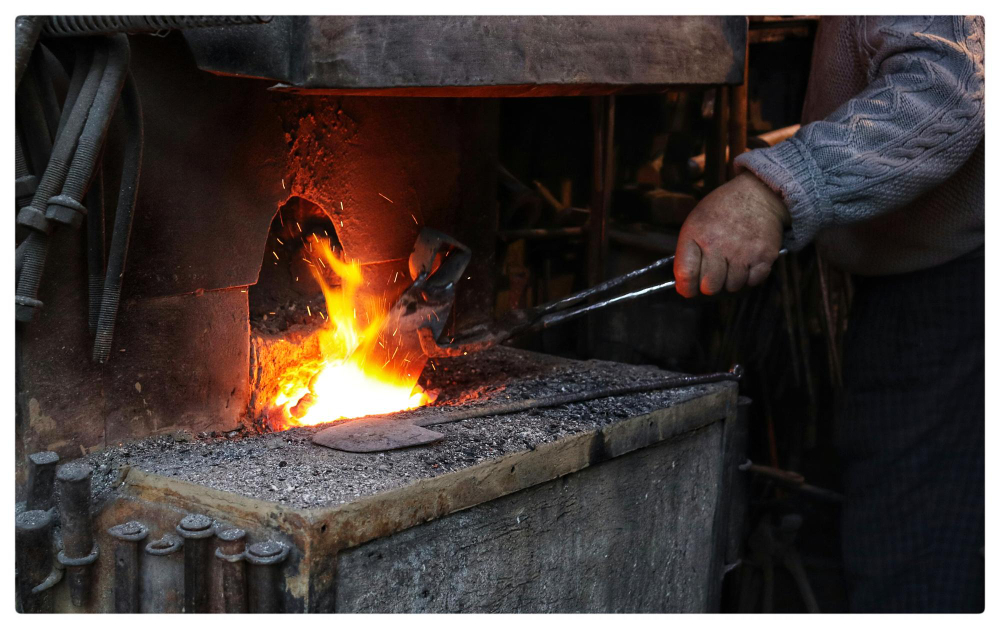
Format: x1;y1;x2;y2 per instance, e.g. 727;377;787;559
418;246;788;358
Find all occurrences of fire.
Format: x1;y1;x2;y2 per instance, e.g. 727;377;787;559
272;237;429;428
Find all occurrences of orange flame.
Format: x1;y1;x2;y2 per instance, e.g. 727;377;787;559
273;237;429;428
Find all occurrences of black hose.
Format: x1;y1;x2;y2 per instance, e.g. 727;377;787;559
55;47;93;140
15;134;28;178
16;69;54;175
86;166;105;335
15;44;109;322
47;36;129;331
93;73;142;363
43;16;271;37
56;36;128;204
29;49;62;142
15;134;36;212
15;16;47;89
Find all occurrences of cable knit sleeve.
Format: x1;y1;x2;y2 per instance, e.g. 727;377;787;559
734;16;985;250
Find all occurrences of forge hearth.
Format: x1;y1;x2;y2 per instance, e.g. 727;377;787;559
50;348;745;613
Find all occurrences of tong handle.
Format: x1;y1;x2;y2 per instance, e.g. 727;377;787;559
533;248;789;330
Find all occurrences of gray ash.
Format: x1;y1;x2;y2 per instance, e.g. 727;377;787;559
87;347;729;509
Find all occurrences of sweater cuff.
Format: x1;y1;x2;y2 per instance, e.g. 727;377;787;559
733;138;833;251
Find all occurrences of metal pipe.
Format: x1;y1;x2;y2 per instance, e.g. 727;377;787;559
55;461;97;607
108;521;148;613
15;509;54;613
142;534;184;613
214;527;248;613
245;540;289;613
176;513;215;613
25;450;59;511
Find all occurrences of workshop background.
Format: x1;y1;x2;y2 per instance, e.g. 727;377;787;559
494;16;846;612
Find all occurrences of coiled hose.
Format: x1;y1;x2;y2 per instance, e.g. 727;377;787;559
15;44;109;321
93;73;143;363
43;16;271;37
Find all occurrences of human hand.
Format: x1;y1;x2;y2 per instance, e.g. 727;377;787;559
674;172;789;297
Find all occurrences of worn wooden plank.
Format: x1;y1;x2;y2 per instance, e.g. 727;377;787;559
336;423;724;612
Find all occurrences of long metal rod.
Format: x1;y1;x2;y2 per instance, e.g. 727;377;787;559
537;249;788;330
417;365;743;428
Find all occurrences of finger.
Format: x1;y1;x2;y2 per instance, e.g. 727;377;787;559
747;262;773;287
699;252;727;295
674;238;703;298
725;261;750;293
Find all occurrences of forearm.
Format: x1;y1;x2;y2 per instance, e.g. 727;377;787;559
735;16;985;250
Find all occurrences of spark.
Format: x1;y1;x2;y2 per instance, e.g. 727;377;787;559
296;222;302;232
393;271;399;283
307;305;312;316
276;237;284;245
281;178;285;189
318;257;325;268
411;214;418;224
379;193;393;203
272;251;279;260
319;312;326;320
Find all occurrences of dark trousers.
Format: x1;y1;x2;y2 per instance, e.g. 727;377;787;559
837;252;985;613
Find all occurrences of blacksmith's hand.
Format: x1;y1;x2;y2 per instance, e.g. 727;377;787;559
674;171;789;298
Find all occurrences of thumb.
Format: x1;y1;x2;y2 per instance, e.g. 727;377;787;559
674;237;703;299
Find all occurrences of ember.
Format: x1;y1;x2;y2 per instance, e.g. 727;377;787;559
271;237;429;428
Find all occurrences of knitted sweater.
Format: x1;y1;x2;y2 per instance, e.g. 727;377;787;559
735;16;984;275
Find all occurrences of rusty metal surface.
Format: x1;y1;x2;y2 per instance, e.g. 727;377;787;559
107;521;148;613
116;33;288;299
184;16;747;92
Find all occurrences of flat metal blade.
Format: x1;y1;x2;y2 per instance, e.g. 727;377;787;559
312;418;444;453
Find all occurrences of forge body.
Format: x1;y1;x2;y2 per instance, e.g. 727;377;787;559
15;16;749;614
49;348;744;613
